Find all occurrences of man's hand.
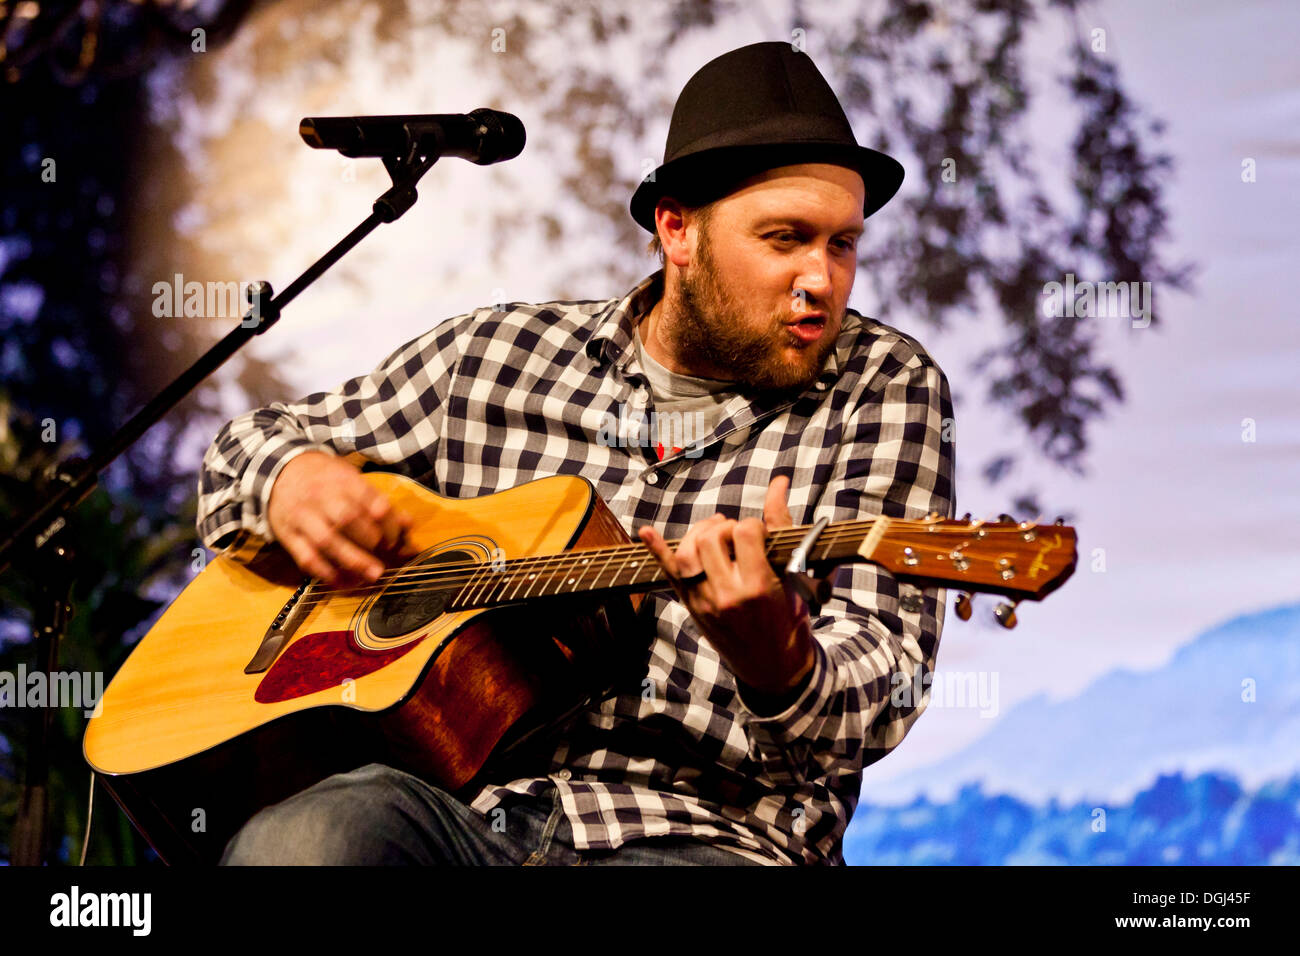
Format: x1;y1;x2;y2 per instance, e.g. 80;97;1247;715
637;475;815;700
267;451;413;585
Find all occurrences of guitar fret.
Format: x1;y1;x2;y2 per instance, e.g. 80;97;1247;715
453;564;483;609
544;566;564;595
596;548;619;590
507;562;531;601
571;555;591;592
552;564;568;593
487;566;510;607
521;566;543;599
614;549;636;589
459;565;477;607
469;562;497;606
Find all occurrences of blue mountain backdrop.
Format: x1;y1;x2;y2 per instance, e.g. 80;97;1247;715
844;603;1300;864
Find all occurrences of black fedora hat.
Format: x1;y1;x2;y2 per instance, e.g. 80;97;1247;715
630;42;904;233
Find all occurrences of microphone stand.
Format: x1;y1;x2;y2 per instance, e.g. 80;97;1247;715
0;135;441;866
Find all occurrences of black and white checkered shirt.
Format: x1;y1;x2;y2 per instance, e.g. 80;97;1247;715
197;270;956;865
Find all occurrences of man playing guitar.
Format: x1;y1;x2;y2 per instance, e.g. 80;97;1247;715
200;41;955;865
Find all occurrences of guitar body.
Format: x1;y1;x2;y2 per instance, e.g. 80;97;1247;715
83;473;648;864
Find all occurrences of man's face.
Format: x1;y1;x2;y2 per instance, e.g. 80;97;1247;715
666;163;865;391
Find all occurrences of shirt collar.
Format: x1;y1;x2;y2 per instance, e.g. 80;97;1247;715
584;270;661;370
584;269;847;390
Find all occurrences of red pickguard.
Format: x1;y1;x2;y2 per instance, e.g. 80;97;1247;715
254;630;426;703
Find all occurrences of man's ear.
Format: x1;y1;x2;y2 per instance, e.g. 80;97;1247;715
654;198;691;268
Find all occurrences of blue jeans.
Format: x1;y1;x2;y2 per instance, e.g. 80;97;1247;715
219;763;764;866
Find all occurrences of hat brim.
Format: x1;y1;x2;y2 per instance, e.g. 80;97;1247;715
630;142;904;233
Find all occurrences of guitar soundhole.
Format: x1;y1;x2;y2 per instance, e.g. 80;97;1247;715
366;549;474;638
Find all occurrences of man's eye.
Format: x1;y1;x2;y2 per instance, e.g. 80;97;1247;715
766;231;799;243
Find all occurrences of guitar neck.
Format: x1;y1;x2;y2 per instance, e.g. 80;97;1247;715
445;519;867;612
437;512;1076;610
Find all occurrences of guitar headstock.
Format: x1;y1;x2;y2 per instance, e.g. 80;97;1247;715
859;513;1078;605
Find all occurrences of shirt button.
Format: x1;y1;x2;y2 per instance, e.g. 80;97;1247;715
553;769;572;781
644;472;659;485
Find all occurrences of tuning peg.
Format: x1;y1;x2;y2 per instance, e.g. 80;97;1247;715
1053;516;1066;526
955;592;973;621
961;512;972;522
997;513;1015;524
993;600;1019;629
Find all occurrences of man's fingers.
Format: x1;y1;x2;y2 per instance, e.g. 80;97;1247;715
266;452;414;579
281;531;339;584
334;481;413;555
299;512;383;582
733;517;774;581
637;526;674;575
763;475;794;529
636;525;680;578
336;492;391;552
668;513;725;566
695;521;739;588
363;489;412;552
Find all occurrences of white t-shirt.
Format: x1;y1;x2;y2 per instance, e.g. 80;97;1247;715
633;327;733;458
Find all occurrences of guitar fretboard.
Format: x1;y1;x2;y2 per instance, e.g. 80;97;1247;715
444;521;870;611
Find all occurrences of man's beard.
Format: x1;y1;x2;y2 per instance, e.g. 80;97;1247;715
667;228;839;392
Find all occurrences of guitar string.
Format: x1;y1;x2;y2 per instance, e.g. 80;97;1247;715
294;515;1021;594
283;546;1045;617
288;520;874;602
279;523;1057;612
287;527;822;611
324;531;1040;603
287;523;1052;606
330;519;1043;594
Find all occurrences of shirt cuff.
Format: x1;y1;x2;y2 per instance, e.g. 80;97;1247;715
736;639;834;786
736;663;815;717
237;435;336;541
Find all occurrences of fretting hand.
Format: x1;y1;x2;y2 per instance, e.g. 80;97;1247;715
637;475;815;699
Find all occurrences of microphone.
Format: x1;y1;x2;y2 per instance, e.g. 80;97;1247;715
299;108;525;164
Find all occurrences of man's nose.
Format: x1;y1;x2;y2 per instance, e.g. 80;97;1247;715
793;247;833;304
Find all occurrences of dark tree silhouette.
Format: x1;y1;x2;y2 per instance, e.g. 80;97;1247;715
444;0;1194;510
0;0;267;864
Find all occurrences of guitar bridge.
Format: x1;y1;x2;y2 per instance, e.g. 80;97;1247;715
245;578;312;674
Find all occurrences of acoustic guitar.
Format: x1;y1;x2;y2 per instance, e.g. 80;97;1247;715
83;471;1077;863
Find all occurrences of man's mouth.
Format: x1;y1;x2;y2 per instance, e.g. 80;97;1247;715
785;313;828;344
